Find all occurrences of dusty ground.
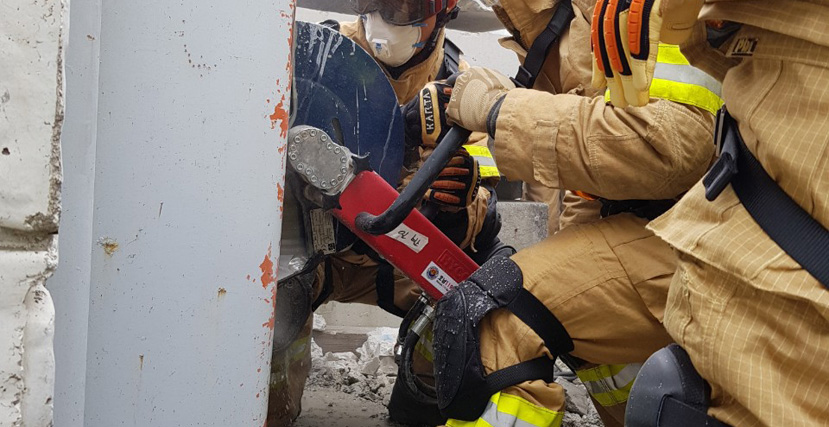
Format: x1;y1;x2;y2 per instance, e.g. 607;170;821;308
294;321;603;427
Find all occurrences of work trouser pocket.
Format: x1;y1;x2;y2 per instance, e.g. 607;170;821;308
663;257;694;347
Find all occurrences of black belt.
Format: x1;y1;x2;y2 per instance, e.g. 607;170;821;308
704;107;829;288
599;198;676;220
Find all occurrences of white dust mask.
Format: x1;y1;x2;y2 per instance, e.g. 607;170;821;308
363;12;425;67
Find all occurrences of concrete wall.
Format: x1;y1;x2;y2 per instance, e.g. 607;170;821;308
49;0;295;425
0;0;67;425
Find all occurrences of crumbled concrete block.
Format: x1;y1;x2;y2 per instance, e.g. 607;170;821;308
497;201;549;251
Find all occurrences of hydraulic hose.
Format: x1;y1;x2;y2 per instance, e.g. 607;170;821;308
355;126;472;235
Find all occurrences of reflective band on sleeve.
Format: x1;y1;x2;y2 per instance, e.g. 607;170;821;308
655;43;690;65
414;326;435;363
604;44;724;115
447;392;564;427
648;78;724;115
464;145;500;178
576;363;641;407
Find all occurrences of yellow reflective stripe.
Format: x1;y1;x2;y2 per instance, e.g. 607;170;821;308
604;43;723;114
464;145;494;158
464;145;500;178
586;380;634;407
414;327;435;363
649;78;724;115
576;364;641;407
447;392;564;427
287;336;310;364
656;43;690;65
604;79;723;115
479;166;500;178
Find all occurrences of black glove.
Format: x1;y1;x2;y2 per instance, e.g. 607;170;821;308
425;149;481;208
403;79;454;151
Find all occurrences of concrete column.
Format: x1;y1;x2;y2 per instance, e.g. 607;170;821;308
49;0;295;425
0;0;67;425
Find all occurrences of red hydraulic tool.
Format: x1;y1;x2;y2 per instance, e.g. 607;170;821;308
287;123;477;408
286;124;478;300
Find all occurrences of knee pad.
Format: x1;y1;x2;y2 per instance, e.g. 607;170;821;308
626;344;729;427
433;256;574;421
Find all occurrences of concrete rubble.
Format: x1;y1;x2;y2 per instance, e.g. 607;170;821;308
299;320;603;427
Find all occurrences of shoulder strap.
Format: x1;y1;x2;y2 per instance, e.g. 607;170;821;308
704;108;829;288
512;0;574;88
438;37;462;80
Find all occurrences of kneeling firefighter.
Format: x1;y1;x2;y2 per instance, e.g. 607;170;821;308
404;0;724;426
590;1;829;425
268;2;511;426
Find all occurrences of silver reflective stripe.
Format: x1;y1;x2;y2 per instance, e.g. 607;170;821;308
476;400;544;427
474;155;497;169
653;62;722;97
580;363;642;396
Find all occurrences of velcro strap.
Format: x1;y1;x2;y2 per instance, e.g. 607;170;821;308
659;397;730;427
508;288;575;356
485;356;555;395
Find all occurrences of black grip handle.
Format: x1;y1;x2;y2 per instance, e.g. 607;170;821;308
355;126;472;235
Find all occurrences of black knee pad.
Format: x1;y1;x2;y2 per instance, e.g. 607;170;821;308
433;256;574;421
626;344;730;427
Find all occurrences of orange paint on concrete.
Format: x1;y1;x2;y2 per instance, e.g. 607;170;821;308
277;183;285;214
268;95;290;138
262;284;278;330
260;243;278;330
259;244;275;290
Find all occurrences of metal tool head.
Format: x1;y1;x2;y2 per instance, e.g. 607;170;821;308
287;125;354;196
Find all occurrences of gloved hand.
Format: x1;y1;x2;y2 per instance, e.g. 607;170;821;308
425;149;481;209
591;0;703;107
404;79;482;209
446;67;514;133
404;79;454;150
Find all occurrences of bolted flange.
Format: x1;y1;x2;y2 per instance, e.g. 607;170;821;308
286;125;355;195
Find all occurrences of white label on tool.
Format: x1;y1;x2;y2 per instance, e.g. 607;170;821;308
385;223;429;253
310;209;337;254
421;261;458;295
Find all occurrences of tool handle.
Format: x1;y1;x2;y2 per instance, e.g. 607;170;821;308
355;126;472;235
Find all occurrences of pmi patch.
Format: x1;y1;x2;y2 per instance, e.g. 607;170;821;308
728;37;758;57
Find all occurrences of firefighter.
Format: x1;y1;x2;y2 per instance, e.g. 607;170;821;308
268;2;509;426
404;0;724;425
592;1;829;425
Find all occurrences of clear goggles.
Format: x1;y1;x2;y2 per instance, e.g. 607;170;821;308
349;0;446;25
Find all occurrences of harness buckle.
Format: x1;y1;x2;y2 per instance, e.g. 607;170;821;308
703;107;739;201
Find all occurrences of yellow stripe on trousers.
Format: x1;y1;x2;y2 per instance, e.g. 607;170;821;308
447;392;564;427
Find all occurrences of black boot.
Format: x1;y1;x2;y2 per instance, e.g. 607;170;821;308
387;376;446;427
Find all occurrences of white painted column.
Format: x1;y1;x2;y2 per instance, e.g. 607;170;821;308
0;0;66;425
49;0;295;425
